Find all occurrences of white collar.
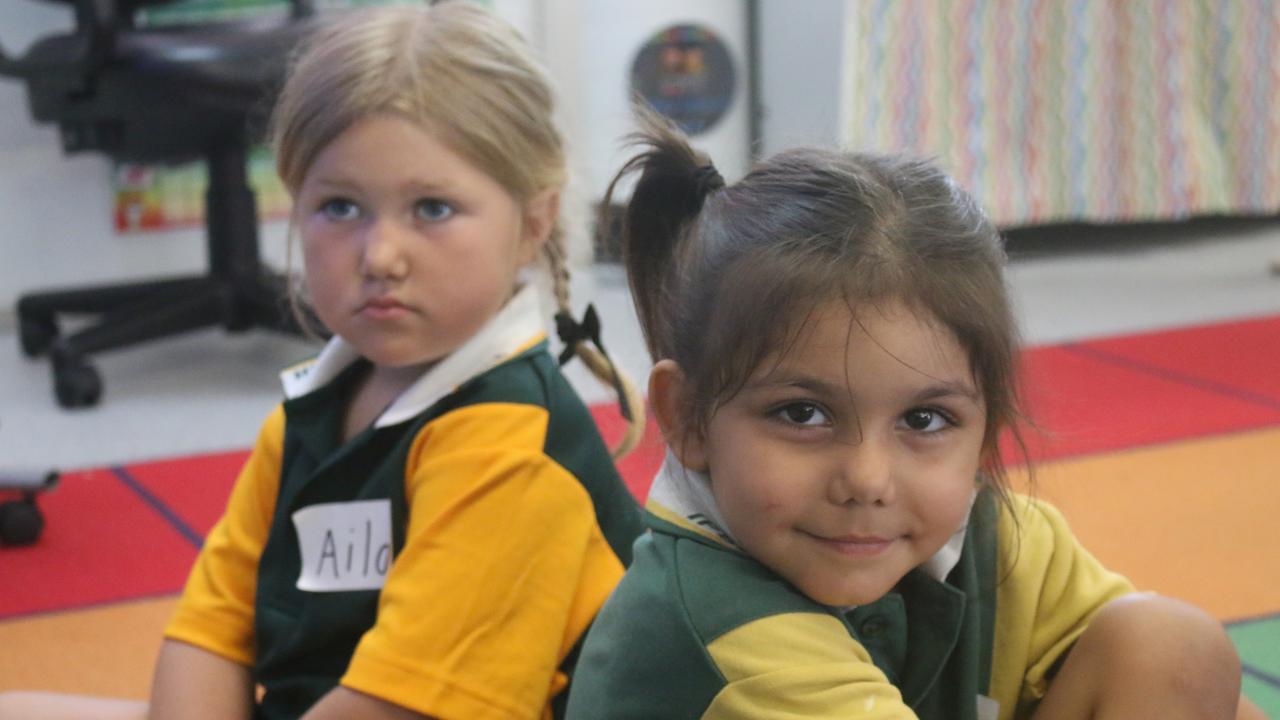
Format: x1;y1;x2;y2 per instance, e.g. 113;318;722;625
645;451;971;584
646;450;739;547
279;285;546;428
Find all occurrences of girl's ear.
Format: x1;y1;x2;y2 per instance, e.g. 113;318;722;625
518;189;559;265
649;359;709;472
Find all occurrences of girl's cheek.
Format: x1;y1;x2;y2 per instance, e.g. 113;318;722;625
749;482;788;515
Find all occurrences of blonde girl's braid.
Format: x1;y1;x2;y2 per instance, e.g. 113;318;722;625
544;234;645;460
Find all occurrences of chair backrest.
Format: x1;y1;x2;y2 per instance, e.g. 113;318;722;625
0;0;314;163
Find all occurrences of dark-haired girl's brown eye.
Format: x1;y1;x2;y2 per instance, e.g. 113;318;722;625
775;402;829;427
900;408;950;433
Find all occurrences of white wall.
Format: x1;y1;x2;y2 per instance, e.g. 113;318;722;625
758;0;846;156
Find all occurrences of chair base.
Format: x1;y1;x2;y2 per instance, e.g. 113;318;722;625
18;270;302;408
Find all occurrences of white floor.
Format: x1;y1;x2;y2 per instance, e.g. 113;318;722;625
1;217;1277;472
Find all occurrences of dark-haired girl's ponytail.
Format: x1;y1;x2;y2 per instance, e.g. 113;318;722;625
603;106;722;361
691;164;725;197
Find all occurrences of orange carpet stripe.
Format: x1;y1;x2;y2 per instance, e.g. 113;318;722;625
0;596;175;697
1010;425;1280;622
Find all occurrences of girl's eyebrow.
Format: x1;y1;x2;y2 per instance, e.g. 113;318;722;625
401;179;455;194
746;374;845;398
911;381;982;404
307;177;413;196
307;177;358;192
306;178;455;194
752;373;981;403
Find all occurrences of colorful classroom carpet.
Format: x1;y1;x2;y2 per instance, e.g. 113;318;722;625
2;314;1278;713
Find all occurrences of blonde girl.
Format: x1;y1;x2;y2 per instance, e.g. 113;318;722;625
0;3;643;719
564;113;1262;720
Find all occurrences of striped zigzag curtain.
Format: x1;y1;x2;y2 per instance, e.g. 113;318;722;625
841;0;1280;229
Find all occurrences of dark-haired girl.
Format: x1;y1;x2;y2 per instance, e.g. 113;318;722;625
565;113;1261;720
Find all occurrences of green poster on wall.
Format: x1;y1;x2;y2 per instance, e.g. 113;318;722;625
141;0;402;26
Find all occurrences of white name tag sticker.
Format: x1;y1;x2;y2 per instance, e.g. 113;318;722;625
976;694;1000;720
293;499;393;592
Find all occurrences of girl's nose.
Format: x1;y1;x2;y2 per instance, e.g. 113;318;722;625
828;432;896;506
360;221;410;280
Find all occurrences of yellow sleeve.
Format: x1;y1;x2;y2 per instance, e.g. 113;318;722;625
341;402;625;720
704;613;917;719
989;495;1135;717
163;405;284;666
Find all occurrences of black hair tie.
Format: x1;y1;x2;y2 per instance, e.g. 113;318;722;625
554;304;633;421
692;163;724;197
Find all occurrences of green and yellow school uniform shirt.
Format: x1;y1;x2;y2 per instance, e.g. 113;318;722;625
566;454;1134;720
164;287;643;720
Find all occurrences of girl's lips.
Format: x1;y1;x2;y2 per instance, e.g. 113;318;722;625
806;531;897;557
358;298;411;319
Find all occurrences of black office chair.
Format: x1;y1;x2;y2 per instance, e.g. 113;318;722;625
0;0;315;408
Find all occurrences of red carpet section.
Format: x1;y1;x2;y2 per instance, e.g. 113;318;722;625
3;313;1279;620
1012;315;1280;462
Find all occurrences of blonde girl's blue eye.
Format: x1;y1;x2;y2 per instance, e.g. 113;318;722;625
319;198;359;221
415;198;455;222
899;407;952;433
774;401;830;427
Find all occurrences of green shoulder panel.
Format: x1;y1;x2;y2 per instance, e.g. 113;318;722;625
567;531;729;718
652;515;828;643
568;520;831;719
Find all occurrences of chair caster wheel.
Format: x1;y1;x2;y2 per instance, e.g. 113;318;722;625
0;500;44;546
18;314;58;358
52;354;103;408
